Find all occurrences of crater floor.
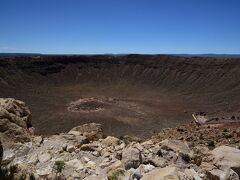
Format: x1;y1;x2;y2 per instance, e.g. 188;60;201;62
0;55;240;137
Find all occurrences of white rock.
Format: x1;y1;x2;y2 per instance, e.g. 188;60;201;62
2;149;15;164
115;145;121;151
209;146;240;175
184;169;202;180
65;159;84;171
100;163;111;169
119;143;126;149
62;143;67;151
148;156;168;167
83;174;108;180
83;156;90;163
33;136;43;145
66;145;76;153
122;145;141;169
68;130;81;136
131;164;156;179
134;143;144;151
141;166;180;180
38;152;52;163
115;143;126;151
138;164;155;174
160;139;192;156
141;140;154;146
207;168;239;180
86;161;96;167
102;136;120;147
36;165;52;176
92;151;100;157
27;154;38;165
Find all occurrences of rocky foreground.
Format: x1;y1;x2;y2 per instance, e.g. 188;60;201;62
1;98;240;180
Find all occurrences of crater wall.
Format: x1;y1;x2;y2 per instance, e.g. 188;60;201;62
0;55;240;137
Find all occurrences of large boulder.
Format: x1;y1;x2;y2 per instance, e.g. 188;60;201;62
69;123;103;141
158;139;192;166
159;139;192;156
0;98;32;144
206;146;240;175
141;166;180;180
184;169;202;180
122;143;142;170
206;168;239;180
102;136;120;147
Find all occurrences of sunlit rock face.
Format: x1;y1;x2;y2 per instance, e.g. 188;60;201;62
0;98;32;145
0;55;240;137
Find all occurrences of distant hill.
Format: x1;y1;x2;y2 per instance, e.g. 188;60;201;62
0;53;240;58
0;53;42;57
1;53;240;58
170;54;240;58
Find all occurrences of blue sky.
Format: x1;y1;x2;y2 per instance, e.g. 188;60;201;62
1;0;240;54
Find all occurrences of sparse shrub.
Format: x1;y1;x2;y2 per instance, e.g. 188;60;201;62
177;128;184;132
223;128;228;132
0;166;9;180
9;165;18;175
0;164;18;180
180;153;191;163
108;169;125;180
54;161;65;173
157;149;163;157
29;173;36;180
119;136;124;140
224;133;233;139
207;140;215;148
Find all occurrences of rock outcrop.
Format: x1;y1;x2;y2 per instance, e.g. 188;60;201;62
2;127;240;179
1;98;240;179
0;98;32;145
206;146;240;176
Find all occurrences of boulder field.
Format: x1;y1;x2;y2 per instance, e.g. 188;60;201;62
0;98;240;180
